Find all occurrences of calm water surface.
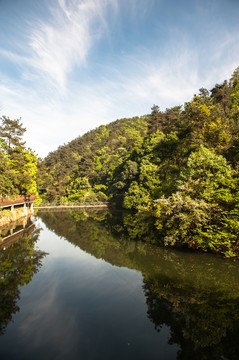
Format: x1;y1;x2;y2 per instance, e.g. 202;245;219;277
0;209;239;360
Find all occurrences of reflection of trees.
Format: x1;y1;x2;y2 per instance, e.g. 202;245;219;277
0;215;33;241
142;249;239;359
144;275;239;359
37;209;239;359
0;227;47;335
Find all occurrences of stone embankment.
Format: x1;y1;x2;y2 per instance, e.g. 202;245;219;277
0;207;34;228
0;194;35;228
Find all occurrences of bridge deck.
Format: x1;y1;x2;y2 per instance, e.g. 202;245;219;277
1;195;36;208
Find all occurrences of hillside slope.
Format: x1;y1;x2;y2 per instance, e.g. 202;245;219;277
38;67;239;257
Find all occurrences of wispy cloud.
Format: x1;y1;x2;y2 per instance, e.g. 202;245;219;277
1;30;238;158
98;29;239;113
0;0;238;157
27;0;117;90
0;0;118;91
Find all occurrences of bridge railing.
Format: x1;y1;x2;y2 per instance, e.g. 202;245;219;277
0;194;36;208
35;201;109;208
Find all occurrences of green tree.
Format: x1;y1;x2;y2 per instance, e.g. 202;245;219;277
210;81;232;115
123;181;151;210
229;66;239;87
231;78;239;119
0;141;17;196
66;177;91;202
184;96;231;151
0;116;26;151
155;146;239;256
148;104;162;133
10;148;38;195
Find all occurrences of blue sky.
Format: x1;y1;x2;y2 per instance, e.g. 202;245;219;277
0;0;238;157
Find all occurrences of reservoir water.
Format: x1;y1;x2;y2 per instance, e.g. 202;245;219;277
0;209;239;359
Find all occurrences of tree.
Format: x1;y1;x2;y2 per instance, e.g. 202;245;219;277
66;177;92;202
231;78;239;120
210;81;232;114
0;116;26;151
184;95;231;152
0;141;17;196
229;66;239;87
148;105;162;133
123;181;151;210
10;148;38;195
199;87;210;99
0;117;38;197
154;146;239;257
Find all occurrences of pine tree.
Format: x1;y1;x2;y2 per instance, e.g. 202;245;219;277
0;116;26;151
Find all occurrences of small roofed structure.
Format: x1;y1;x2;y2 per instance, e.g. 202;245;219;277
0;194;36;213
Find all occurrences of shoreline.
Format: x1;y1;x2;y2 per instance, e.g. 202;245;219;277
34;202;110;210
1;203;110;228
34;204;109;209
0;207;34;229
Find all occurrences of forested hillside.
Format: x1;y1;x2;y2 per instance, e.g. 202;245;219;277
37;67;239;257
1;67;239;257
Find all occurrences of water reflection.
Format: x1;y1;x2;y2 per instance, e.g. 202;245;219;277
0;215;34;243
0;224;47;335
37;209;239;359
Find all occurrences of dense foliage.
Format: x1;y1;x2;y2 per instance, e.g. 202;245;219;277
37;67;239;257
1;67;239;257
0;116;38;198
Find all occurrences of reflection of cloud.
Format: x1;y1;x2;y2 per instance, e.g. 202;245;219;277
18;276;80;353
16;246;145;357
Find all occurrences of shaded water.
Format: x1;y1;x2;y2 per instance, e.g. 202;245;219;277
0;209;239;359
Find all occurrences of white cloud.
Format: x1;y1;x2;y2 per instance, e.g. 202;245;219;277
0;0;238;158
27;0;117;91
1;31;238;158
0;0;118;91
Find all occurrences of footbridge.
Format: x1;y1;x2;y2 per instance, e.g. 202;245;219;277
0;194;36;213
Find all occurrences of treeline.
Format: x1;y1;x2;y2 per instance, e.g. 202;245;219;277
1;67;239;257
37;67;239;257
0;116;38;198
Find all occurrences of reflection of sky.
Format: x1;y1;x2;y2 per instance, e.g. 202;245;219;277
0;219;178;359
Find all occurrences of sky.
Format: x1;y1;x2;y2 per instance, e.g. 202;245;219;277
0;0;238;158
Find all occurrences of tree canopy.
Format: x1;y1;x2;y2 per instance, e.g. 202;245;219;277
0;117;37;197
2;67;239;257
0;116;26;151
36;67;239;257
